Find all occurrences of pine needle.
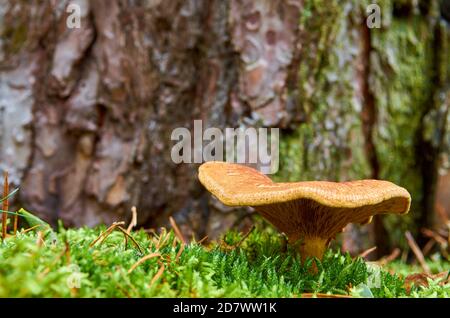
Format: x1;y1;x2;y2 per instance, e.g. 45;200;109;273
169;216;186;245
126;206;138;234
197;235;208;245
128;253;161;274
21;224;46;234
36;231;45;247
2;171;8;240
175;242;185;262
89;222;124;247
156;228;170;250
359;246;377;259
376;248;400;266
235;225;255;248
150;262;165;287
405;231;431;275
117;226;144;253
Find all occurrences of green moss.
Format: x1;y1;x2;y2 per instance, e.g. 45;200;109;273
1;209;447;298
1;225;447;297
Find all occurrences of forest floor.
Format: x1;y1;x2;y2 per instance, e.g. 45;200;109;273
0;213;449;298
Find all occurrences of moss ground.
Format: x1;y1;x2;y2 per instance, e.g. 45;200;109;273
0;223;448;298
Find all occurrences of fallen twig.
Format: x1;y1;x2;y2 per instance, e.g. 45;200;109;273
405;231;431;275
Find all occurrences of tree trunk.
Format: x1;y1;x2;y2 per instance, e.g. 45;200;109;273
0;0;448;253
0;0;303;239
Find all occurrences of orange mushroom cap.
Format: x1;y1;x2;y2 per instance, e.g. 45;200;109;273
198;161;411;260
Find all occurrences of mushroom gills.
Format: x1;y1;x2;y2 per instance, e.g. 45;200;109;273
253;197;408;261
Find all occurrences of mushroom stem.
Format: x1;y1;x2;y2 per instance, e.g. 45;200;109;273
299;236;328;262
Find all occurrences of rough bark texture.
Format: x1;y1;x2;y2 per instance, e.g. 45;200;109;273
0;0;449;253
0;0;303;239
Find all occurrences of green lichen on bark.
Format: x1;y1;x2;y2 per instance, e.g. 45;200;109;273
1;23;28;55
276;0;449;247
372;18;430;186
370;5;441;238
427;19;450;174
275;0;370;182
0;0;55;62
442;20;450;170
0;2;31;59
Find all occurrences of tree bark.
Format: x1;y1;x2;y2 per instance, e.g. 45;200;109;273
0;0;448;251
0;0;303;239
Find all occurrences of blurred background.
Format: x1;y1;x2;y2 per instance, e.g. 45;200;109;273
0;0;448;259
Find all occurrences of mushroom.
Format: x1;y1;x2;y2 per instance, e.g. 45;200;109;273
198;161;411;262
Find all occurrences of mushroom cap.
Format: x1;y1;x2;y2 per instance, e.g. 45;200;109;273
199;161;411;242
198;161;411;212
